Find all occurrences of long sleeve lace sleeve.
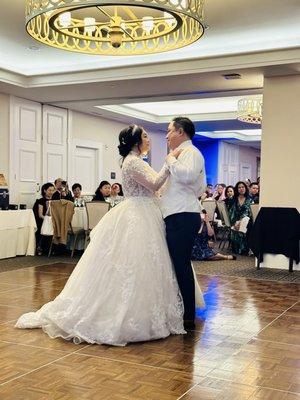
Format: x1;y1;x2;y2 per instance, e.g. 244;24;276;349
128;157;169;192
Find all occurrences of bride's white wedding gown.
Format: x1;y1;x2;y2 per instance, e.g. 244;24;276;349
16;152;192;346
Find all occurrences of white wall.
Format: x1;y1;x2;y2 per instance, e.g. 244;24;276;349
260;75;300;209
71;111;124;183
0;93;10;184
0;96;167;194
70;111;167;185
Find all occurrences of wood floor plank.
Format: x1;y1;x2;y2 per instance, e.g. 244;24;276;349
0;261;298;399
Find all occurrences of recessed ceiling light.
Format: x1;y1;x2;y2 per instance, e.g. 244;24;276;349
27;45;41;51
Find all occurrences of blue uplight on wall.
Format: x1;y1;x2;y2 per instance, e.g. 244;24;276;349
193;137;220;186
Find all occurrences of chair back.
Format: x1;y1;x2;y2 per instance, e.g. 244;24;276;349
49;200;75;244
250;204;260;222
85;201;110;230
201;199;216;222
216;201;231;227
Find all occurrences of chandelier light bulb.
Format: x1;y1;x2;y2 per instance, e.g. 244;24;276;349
164;12;176;26
84;17;96;35
59;12;71;28
142;16;154;34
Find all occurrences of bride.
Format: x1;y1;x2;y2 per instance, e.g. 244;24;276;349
16;125;203;346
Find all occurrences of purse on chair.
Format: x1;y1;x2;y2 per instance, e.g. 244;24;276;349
41;204;54;236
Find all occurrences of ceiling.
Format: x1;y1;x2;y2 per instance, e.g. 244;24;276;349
0;0;300;147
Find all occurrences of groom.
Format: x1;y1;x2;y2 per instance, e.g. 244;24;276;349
161;117;206;329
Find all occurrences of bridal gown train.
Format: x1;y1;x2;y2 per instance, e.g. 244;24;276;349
16;152;193;346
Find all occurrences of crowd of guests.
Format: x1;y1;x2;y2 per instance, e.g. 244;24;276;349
191;179;260;260
32;173;259;259
33;178;124;255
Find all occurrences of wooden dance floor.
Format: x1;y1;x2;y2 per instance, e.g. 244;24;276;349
0;262;299;399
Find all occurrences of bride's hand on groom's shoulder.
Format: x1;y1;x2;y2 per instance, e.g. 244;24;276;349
167;148;182;160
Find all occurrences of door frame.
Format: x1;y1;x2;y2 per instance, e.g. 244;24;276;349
9;96;42;205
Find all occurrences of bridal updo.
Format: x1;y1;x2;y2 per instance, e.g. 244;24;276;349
118;125;143;158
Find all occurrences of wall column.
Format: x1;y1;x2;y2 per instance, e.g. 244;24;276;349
260;75;300;209
259;75;300;270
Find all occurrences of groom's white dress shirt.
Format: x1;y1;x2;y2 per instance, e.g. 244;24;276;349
160;140;206;219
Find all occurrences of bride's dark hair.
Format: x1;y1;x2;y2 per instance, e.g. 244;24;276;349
118;125;143;158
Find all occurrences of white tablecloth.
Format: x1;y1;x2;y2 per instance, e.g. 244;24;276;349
72;207;88;230
0;210;37;259
255;254;300;271
67;207;87;251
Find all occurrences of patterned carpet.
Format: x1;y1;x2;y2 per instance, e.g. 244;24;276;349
0;254;299;283
0;255;79;273
193;255;300;283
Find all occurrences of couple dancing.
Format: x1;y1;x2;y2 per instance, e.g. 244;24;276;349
16;117;206;346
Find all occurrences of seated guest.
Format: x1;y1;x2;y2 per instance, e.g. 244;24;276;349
249;182;260;204
192;211;236;261
52;180;74;202
93;181;111;202
229;181;252;255
52;178;63;198
62;181;74;202
116;183;123;196
213;183;226;201
72;183;84;207
33;182;55;255
224;185;235;212
110;183;124;207
213;183;226;222
200;183;214;200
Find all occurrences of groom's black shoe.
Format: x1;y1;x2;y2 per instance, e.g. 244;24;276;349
184;320;195;330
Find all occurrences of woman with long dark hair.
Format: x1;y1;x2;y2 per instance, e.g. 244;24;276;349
224;185;235;212
229;181;252;255
110;182;124;207
16;125;187;346
33;182;55;255
93;181;111;202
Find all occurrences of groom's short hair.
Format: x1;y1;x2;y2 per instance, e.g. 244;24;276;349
172;117;195;139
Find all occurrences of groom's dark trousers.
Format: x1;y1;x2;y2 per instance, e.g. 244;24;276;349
165;212;201;321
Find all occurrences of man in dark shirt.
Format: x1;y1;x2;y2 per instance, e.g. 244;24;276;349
249;182;259;204
52;179;74;202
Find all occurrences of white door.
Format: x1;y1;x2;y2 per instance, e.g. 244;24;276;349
218;142;239;185
9;97;42;207
240;163;252;182
75;147;97;194
42;105;68;183
72;140;103;195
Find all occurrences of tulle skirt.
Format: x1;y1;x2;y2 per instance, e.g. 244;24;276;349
16;197;187;346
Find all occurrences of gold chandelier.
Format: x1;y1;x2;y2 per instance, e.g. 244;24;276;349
237;98;262;124
25;0;206;56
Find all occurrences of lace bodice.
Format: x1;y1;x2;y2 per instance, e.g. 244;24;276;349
122;152;169;198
